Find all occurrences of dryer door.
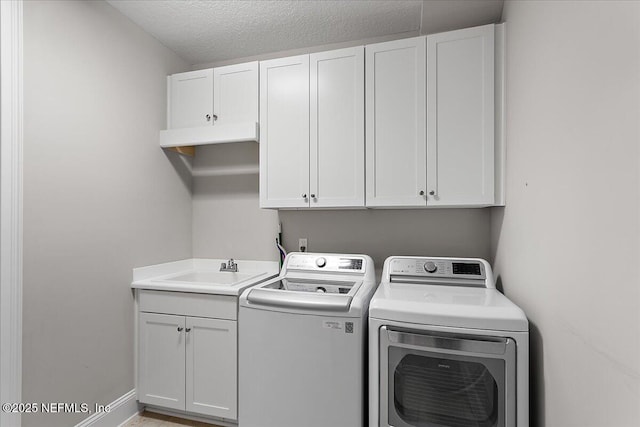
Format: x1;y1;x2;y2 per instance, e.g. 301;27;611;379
379;327;516;427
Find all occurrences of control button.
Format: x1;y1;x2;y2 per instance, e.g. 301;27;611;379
424;261;437;273
316;287;326;293
316;257;327;268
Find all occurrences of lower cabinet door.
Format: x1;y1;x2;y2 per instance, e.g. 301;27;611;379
138;313;186;411
185;317;237;419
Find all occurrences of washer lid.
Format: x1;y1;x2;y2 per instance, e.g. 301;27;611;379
246;278;362;312
369;282;528;332
268;278;358;294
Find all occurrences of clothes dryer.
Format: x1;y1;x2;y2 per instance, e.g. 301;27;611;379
369;256;528;427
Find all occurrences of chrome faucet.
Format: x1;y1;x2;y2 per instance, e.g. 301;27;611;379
220;258;238;272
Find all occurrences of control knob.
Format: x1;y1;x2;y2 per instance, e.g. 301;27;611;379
424;261;437;273
316;257;327;268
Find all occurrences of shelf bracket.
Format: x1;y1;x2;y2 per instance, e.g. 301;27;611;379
167;146;195;157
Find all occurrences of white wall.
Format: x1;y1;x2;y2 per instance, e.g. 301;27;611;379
492;1;640;426
192;142;279;261
191;144;492;269
23;1;192;426
280;209;491;274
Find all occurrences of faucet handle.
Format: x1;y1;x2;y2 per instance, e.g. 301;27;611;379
220;259;238;272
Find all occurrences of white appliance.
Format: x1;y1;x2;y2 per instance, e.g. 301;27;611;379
239;252;377;427
369;256;529;427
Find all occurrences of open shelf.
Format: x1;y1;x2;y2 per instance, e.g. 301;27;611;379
160;122;259;156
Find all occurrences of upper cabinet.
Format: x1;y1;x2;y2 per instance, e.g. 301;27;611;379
213;62;259;125
426;24;495;206
160;62;259;153
168;69;214;129
260;47;365;209
259;55;310;209
163;24;504;206
365;37;427;207
365;24;497;208
310;47;365;208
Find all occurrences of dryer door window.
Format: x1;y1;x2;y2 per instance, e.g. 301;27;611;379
380;327;516;427
392;352;501;427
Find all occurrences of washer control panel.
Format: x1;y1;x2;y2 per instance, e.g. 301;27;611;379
287;254;366;273
389;257;486;281
423;261;437;273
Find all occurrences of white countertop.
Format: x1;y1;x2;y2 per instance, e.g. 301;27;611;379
131;258;280;296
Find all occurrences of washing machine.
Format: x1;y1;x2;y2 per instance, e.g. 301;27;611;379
239;252;377;427
369;256;529;427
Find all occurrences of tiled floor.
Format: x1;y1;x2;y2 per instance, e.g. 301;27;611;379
122;411;224;427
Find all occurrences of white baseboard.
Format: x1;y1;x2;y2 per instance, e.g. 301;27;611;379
74;389;142;427
144;406;236;427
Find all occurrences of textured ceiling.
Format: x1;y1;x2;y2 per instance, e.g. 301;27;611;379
106;0;503;65
421;0;504;35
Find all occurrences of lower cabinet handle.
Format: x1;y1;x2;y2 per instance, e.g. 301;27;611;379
429;190;436;196
185;328;192;333
177;327;183;332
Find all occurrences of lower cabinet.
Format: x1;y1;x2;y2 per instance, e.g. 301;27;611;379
138;313;186;411
137;291;238;421
185;316;237;418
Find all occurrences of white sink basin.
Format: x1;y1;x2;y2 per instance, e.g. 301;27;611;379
154;271;261;286
132;259;280;296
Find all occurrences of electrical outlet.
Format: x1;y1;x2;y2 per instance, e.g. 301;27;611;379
298;238;308;252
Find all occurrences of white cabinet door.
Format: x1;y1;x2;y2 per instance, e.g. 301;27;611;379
185;317;237;419
168;69;214;129
138;313;186;411
310;47;365;208
213;62;258;125
365;37;427;207
427;24;495;206
260;55;310;208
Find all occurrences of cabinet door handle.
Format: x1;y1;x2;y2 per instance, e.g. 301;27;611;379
429;190;436;196
310;194;316;200
419;190;425;196
185;328;191;333
212;114;218;121
302;194;308;200
177;327;183;332
205;114;211;122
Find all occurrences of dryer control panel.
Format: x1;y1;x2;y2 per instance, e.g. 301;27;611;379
386;257;492;287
